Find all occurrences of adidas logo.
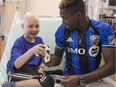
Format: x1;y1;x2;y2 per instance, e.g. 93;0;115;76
66;37;73;42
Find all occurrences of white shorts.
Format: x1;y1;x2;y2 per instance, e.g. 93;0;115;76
86;80;115;87
54;77;116;87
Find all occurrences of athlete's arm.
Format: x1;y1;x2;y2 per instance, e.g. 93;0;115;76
45;47;64;67
81;47;115;83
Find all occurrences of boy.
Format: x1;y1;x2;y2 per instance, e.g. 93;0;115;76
2;12;54;87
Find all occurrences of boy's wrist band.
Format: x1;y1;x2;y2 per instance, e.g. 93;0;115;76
39;66;45;69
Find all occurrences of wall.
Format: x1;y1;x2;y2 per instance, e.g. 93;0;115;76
87;0;100;20
1;2;22;32
0;39;5;61
0;2;22;60
26;0;61;17
0;0;61;32
0;5;2;32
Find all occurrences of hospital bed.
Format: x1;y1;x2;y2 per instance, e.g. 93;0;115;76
0;17;115;87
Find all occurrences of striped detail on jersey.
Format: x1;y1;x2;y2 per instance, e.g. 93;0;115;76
87;22;102;72
86;28;96;72
91;25;102;69
78;31;89;74
63;20;102;75
64;28;75;75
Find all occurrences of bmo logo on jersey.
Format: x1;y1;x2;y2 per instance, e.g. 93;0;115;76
67;46;99;57
67;47;85;55
89;46;99;57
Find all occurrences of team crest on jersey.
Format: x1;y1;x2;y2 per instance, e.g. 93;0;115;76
89;46;99;57
90;35;100;46
108;35;115;45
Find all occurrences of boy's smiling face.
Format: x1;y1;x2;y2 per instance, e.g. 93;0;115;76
22;13;40;41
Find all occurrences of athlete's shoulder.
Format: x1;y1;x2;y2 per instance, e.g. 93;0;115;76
55;24;65;34
57;24;65;31
90;19;111;29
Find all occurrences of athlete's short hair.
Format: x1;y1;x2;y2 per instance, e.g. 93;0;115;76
59;0;86;15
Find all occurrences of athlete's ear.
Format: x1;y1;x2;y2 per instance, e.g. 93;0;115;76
75;11;82;19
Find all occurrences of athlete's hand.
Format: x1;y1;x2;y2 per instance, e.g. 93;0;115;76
60;75;80;87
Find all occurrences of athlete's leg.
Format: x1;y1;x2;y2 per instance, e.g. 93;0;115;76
86;79;115;87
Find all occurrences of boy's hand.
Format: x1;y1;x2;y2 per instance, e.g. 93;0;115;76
31;44;46;56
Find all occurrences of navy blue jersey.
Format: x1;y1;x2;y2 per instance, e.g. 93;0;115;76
55;19;115;76
7;35;44;73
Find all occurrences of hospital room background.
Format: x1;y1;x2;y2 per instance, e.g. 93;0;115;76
0;0;116;86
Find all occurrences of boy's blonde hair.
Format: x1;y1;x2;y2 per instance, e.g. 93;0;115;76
22;12;39;24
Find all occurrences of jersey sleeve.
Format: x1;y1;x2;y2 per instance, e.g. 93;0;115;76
99;23;115;47
55;25;65;49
